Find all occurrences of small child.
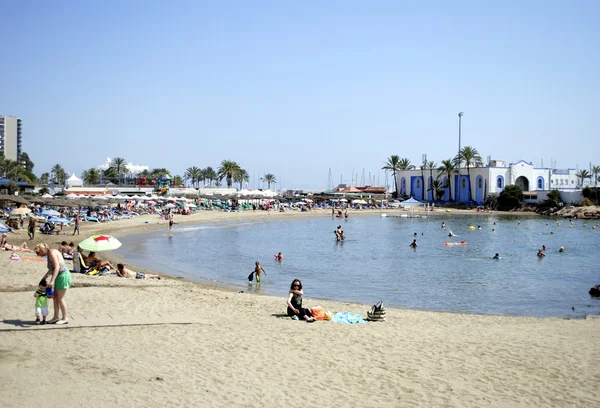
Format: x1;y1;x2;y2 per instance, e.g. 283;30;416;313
34;279;51;324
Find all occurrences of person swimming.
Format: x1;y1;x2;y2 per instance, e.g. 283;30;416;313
493;253;500;260
448;231;456;237
334;225;345;241
409;239;417;249
559;247;565;253
537;249;546;257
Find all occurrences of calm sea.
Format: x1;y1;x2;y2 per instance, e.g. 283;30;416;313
116;213;600;318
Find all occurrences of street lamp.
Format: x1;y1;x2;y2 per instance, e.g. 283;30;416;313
457;112;463;203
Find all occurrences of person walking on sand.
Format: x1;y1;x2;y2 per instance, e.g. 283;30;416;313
28;216;36;240
72;213;80;235
252;261;266;283
168;212;174;231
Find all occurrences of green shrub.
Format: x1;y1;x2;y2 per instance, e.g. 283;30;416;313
497;185;523;211
579;198;594;207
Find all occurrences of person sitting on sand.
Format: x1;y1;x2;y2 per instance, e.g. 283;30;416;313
86;252;115;270
286;279;315;322
1;233;34;252
116;263;160;279
58;241;74;259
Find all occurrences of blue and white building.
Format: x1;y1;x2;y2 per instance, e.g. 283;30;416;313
395;159;581;205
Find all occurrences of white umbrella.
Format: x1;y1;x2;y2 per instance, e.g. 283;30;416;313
9;208;31;216
78;235;122;252
304;198;314;203
339;198;348;202
66;193;79;199
295;201;307;206
41;193;53;199
165;203;176;209
185;203;197;208
42;209;61;217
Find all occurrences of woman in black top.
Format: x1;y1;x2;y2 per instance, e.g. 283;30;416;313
286;279;315;322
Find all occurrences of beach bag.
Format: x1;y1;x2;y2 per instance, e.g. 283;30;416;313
367;301;386;322
247;272;254;282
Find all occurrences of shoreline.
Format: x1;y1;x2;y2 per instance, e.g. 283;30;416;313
3;207;599;407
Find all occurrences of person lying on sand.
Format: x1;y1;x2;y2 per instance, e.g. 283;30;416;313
1;234;34;252
116;263;161;280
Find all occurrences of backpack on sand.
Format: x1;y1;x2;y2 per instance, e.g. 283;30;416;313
367;301;386;322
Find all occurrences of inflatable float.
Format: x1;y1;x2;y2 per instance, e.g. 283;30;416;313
444;242;467;247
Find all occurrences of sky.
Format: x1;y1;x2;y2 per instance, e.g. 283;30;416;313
1;0;598;190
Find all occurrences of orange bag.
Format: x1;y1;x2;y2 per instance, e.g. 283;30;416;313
310;307;326;321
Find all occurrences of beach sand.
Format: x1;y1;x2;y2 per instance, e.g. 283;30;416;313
1;208;599;407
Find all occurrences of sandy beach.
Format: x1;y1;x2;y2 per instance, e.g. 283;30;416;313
1;208;599;407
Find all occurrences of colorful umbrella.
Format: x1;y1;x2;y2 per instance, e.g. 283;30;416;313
42;209;61;217
78;235;122;252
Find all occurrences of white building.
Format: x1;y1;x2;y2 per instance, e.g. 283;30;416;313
395;159;580;205
0;115;22;161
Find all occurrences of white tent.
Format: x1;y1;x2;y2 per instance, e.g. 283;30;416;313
400;197;424;206
66;173;83;188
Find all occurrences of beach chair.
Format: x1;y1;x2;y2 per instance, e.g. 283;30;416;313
73;251;96;275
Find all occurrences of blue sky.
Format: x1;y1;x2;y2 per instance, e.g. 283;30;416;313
1;0;598;190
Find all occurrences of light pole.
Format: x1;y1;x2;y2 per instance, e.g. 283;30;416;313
457;112;463;203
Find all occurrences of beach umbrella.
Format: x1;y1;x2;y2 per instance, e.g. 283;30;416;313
78;235;122;252
42;209;61;217
9;207;31;216
185;203;197;208
41;193;54;198
165;203;176;209
339;198;348;202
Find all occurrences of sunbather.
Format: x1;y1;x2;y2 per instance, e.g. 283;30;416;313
116;263;160;279
86;252;115;270
1;234;35;252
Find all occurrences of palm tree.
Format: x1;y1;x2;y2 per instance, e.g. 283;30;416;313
398;157;415;171
381;155;401;198
575;169;591;187
184;166;202;188
172;175;183;186
419;164;426;200
204;167;217;187
591;166;600;187
456;146;483;202
39;172;50;185
426;161;437;202
109;157;128;184
438;159;456;201
51;164;66;185
81;168;99;185
236;169;250;190
6;160;32;183
263;173;276;190
430;179;445;200
218;160;241;188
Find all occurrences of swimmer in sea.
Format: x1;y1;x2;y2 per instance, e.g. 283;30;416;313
559;246;565;253
448;231;456;237
493;253;500;260
537;249;546;257
274;252;283;261
542;245;546;251
409;239;417;249
335;225;345;241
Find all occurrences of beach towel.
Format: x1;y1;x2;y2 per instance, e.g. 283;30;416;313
19;257;46;262
332;312;365;324
310;307;332;321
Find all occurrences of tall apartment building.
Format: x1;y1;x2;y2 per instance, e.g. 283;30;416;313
0;115;23;161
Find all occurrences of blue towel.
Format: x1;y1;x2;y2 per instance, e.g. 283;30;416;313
332;312;365;324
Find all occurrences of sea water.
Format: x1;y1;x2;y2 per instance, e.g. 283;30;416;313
116;214;600;318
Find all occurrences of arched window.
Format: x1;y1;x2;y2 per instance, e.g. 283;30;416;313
478;177;483;188
401;178;406;189
537;179;543;189
416;179;421;188
462;178;466;188
496;177;503;188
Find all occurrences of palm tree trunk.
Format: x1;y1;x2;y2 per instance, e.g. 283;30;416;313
467;167;473;202
392;171;398;198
